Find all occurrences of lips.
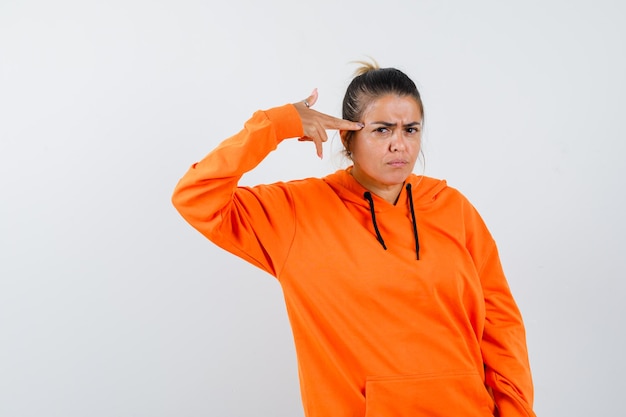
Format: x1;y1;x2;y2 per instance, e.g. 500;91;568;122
387;159;408;167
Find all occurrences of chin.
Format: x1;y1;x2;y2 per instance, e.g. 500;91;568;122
390;168;413;180
381;173;411;186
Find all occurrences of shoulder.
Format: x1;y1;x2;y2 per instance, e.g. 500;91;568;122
410;175;486;224
407;175;468;206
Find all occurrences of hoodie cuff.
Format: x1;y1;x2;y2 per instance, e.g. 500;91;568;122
263;104;305;143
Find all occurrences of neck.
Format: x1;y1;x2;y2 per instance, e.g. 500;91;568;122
349;169;403;204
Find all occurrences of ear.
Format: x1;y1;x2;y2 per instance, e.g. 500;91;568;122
339;130;348;147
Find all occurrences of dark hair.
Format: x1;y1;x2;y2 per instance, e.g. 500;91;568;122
341;61;424;157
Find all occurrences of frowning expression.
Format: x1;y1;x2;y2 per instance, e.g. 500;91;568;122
348;94;422;200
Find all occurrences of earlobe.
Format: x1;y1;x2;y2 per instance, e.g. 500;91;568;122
340;131;354;159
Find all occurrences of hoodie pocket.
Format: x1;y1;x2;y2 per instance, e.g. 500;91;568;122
364;371;495;417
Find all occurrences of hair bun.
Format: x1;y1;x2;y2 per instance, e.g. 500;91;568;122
351;57;381;76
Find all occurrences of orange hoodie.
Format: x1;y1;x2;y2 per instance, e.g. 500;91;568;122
172;104;536;417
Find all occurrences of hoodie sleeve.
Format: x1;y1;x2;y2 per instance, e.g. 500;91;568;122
464;203;537;417
171;104;304;276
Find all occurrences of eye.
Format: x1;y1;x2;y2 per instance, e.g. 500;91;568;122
406;127;420;134
374;127;389;134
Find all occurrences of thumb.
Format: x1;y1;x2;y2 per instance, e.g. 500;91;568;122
304;88;318;108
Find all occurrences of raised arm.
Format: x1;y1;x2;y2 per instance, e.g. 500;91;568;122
171;92;363;275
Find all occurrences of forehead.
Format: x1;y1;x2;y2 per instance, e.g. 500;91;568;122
361;94;422;121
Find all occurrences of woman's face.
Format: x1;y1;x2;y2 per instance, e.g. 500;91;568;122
348;94;422;201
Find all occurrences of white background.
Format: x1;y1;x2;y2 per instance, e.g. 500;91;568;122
1;0;625;416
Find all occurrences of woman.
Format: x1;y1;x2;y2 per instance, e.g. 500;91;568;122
172;62;536;417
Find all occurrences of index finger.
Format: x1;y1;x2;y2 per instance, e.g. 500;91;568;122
322;115;364;131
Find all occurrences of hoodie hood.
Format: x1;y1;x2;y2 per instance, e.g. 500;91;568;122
323;168;449;260
323;167;449;211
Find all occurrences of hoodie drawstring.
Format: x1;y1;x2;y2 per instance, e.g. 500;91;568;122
363;184;420;260
406;183;420;260
364;191;387;250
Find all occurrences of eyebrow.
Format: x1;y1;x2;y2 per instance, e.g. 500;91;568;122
369;121;422;127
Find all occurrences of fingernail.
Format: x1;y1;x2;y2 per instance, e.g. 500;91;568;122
357;123;365;128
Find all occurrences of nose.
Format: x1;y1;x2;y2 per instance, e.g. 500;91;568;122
389;130;406;152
